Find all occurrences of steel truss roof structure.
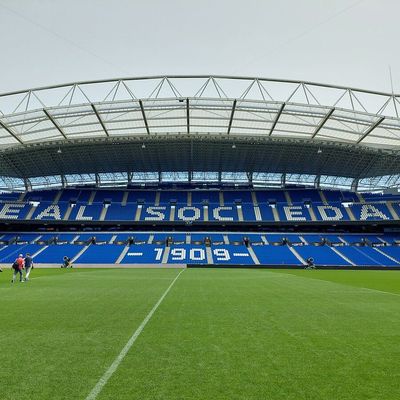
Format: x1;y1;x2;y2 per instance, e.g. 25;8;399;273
0;75;400;192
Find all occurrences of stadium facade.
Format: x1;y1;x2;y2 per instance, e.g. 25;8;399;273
0;76;399;268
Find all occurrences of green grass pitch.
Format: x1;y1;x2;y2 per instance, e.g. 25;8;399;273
1;267;400;400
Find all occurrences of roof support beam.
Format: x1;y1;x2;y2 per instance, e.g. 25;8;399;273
311;107;335;139
0;119;24;144
95;173;100;187
269;102;285;136
314;175;320;189
90;104;109;137
351;178;359;192
24;178;32;192
227;99;237;135
281;173;286;187
356;116;385;144
186;98;190;134
43;109;68;139
139;100;150;135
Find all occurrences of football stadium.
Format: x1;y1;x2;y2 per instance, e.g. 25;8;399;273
0;74;400;399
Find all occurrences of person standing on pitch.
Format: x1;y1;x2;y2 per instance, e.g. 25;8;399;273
24;253;33;281
11;254;24;283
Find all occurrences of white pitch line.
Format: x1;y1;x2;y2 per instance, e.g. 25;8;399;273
85;268;185;400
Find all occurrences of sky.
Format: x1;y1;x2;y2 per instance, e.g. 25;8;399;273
0;0;399;95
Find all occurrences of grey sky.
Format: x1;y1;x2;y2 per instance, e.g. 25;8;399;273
0;0;399;94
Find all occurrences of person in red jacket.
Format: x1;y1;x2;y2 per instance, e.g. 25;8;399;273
11;254;24;283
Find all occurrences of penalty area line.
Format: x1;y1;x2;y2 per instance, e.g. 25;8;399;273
84;268;185;400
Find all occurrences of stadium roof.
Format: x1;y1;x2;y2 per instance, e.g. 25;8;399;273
0;75;400;192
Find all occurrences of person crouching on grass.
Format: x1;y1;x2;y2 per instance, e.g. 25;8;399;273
61;256;73;268
11;254;24;283
24;253;33;281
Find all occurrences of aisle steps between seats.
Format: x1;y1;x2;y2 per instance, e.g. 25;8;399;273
116;244;130;264
330;246;355;266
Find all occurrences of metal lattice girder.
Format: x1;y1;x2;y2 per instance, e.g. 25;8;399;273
0;76;399;190
0;76;399;151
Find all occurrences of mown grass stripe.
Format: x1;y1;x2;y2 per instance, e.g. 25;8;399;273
84;268;185;400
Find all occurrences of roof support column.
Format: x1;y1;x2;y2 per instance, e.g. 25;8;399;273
61;174;67;188
186;98;190;134
314;175;321;189
281;173;286;188
95;173;100;187
351;178;359;192
227;99;237;135
24;178;32;192
246;172;253;184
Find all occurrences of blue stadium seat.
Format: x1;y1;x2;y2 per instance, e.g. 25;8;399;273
0;192;21;201
241;204;258;221
0;233;18;242
126;191;156;204
190;233;224;243
55;233;79;243
208;205;239;221
68;204;103;221
120;244;164;264
265;234;303;243
295;245;350;266
75;233;113;243
289;189;322;203
153;233;186;243
0;202;32;220
337;246;392;266
24;190;59;203
58;189;81;202
191;191;220;204
390;202;400;218
159;191;188;205
340;235;371;244
223;191;253;204
15;233;43;243
140;205;170;221
301;234;324;244
378;247;400;264
255;190;287;204
313;203;350;221
341;191;359;202
211;245;254;265
277;205;312;221
258;204;275;221
93;190;124;204
32;202;69;220
76;190;93;203
167;244;208;264
75;245;124;263
34;245;85;263
381;233;400;244
351;203;392;221
321;190;343;202
252;245;302;265
105;204;137;221
113;233;133;242
227;233;245;243
246;234;264;243
0;244;44;263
